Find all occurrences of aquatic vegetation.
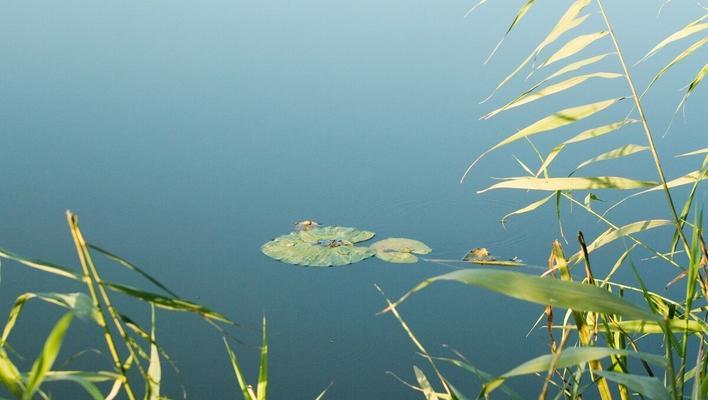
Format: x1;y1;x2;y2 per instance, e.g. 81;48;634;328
370;238;432;264
261;226;376;267
294;220;320;232
463;247;524;266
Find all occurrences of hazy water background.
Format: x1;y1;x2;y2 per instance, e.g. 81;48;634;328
0;1;705;398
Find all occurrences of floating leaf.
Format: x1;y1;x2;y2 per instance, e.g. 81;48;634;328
262;227;375;267
370;238;432;264
479;176;657;193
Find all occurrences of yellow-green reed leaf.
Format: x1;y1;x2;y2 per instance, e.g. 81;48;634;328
0;247;80;280
464;98;622;182
147;306;161;400
501;193;555;226
88;244;179;298
224;338;254;400
607;319;704;335
535;119;638;176
643;169;708;193
3;293;97;344
668;63;707;130
594;371;670;400
413;366;437;400
479;176;656;193
484;0;537;64
257;316;268;400
542;53;614;83
41;371;119;400
24;313;74;400
539;31;609;69
106;282;233;324
574;144;649;171
645;38;707;92
676;147;708;157
568;219;673;264
481;347;665;396
638;16;708;63
386;269;658;321
483;73;622;119
0;347;24;398
483;0;592;100
313;382;333;400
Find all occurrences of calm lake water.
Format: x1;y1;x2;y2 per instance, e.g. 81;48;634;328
0;1;705;398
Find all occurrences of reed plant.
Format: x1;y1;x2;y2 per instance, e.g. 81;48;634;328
380;1;706;399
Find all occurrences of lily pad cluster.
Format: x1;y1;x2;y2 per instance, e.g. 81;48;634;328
261;221;433;267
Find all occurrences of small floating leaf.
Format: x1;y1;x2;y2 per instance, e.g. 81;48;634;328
370;238;432;264
463;247;524;267
262;227;376;267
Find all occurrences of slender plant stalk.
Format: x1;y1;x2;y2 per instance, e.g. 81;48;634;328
66;211;137;400
596;0;691;257
67;212;149;385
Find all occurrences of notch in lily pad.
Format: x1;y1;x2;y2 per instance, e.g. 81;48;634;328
370;238;432;263
261;226;376;267
463;247;524;267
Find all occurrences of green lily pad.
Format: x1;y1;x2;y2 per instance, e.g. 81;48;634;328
261;226;376;267
370;238;432;264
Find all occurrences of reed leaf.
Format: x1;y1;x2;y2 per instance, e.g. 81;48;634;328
385;269;658;321
464;98;623;181
257;316;268;400
0;347;24;398
23;312;74;400
669;63;707;129
224;337;254;400
645;38;707;93
538;31;609;69
483;72;622;119
105;283;232;323
481;347;665;396
0;247;80;280
40;371;119;400
501;193;555;226
594;370;670;400
484;0;592;100
542;53;614;83
638;15;708;63
484;0;537;64
413;366;437;400
535;119;638;176
147;306;161;400
568;219;673;263
574;144;649;171
479;176;656;193
557;319;705;334
677;148;708;157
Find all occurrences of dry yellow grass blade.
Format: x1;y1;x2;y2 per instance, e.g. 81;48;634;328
538;31;609;69
638;15;708;63
574;144;649;171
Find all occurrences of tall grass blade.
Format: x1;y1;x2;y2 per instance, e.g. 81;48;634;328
501;193;555;226
574;144;649;172
637;16;708;63
147;306;161;400
0;247;80;280
481;347;665;396
538;31;609;69
483;72;622;119
223;337;254;400
105;282;232;323
23;312;74;400
384;269;658;321
482;0;592;101
413;366;437;400
594;370;670;400
464;98;623;181
257;316;268;400
479;176;656;193
88;244;179;298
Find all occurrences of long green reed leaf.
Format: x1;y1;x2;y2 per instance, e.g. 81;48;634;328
479;176;656;193
0;247;80;280
23;313;74;400
223;337;254;400
484;0;537;64
384;269;658;321
538;31;609;69
464;98;623;181
594;370;670;400
574;144;649;171
645;38;707;93
501;193;556;226
0;347;24;398
257;316;268;400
